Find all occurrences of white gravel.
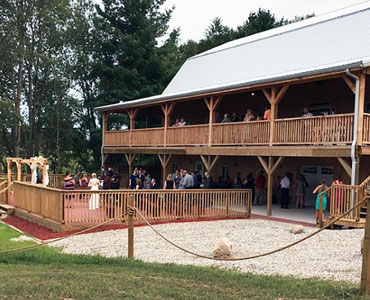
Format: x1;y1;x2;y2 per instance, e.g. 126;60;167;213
51;219;364;283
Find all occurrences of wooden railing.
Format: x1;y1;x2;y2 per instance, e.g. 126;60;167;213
13;182;64;223
105;130;130;146
274;114;353;145
103;113;358;147
330;184;360;221
363;113;370;144
0;179;8;204
167;124;209;146
213;120;269;145
62;189;251;224
131;127;164;146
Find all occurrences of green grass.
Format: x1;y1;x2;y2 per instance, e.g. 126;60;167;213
0;222;368;300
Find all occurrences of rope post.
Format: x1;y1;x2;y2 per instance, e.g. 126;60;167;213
318;194;323;228
361;195;370;294
128;194;134;259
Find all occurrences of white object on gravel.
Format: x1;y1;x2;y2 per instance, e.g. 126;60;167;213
290;225;304;234
50;219;364;283
213;237;233;259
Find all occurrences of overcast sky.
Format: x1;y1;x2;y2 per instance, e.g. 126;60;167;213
94;0;368;42
159;0;367;42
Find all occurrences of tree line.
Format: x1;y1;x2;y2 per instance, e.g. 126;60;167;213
0;0;313;173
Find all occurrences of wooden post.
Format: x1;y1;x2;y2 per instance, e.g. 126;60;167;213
361;196;370;294
161;103;175;147
125;153;136;186
158;154;172;187
16;161;21;182
127;109;138;147
357;74;366;146
128;193;134;258
7;159;11;204
204;96;222;146
257;156;284;216
263;85;289;146
42;161;47;186
267;157;273;216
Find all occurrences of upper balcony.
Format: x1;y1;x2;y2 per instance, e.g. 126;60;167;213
104;113;370;148
100;74;370;157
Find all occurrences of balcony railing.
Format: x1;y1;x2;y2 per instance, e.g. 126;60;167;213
104;113;366;147
274;113;354;145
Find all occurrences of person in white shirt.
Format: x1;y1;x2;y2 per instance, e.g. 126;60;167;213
302;107;313;118
280;173;290;209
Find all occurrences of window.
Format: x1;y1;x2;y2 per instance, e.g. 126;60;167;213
321;167;334;175
302;167;317;174
221;165;229;178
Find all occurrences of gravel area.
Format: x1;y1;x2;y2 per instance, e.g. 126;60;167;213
51;219;364;283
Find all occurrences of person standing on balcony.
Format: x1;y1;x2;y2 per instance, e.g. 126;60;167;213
80;172;89;188
203;172;214;189
182;170;194;189
302;107;313;118
110;170;121;189
221;113;231;123
178;118;187;126
255;171;266;205
243;110;255;122
280;173;290;209
263;106;271;120
164;174;174;189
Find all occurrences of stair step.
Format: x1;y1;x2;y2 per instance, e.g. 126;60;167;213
0;204;14;215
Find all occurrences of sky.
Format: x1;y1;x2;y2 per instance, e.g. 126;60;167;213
93;0;369;42
159;0;367;42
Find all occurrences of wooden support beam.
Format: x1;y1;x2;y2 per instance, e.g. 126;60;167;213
342;75;356;94
271;156;284;175
200;155;220;173
337;157;351;177
267;157;273;216
358;74;366;145
158;154;172;186
257;156;284;216
263;85;289;146
257;156;268;174
127;108;138;147
125;153;136;181
204;96;223;146
161;103;175;147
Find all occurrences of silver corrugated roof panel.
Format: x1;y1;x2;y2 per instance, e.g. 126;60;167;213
95;3;370;112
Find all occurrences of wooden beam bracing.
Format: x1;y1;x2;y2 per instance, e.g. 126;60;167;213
342;75;356;94
200;155;219;173
337;157;351;177
257;156;269;174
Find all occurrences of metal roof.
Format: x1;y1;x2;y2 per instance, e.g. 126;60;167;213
96;2;370;112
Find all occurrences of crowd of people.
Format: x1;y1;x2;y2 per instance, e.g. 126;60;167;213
63;166;121;191
218;106;271;123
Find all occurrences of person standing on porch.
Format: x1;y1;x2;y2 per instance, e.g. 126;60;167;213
313;179;328;224
255;171;266;205
280;173;290;209
295;174;306;209
129;169;137;189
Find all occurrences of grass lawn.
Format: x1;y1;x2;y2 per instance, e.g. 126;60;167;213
0;222;368;300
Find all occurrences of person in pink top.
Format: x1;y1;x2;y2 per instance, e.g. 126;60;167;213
254;170;266;205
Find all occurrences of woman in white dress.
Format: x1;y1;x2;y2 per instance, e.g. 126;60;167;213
88;173;100;210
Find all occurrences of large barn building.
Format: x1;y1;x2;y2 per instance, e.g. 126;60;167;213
95;3;370;217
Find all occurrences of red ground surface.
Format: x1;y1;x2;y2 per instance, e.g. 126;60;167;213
2;214;314;241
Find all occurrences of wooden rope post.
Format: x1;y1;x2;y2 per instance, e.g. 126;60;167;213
361;194;370;294
128;193;134;258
